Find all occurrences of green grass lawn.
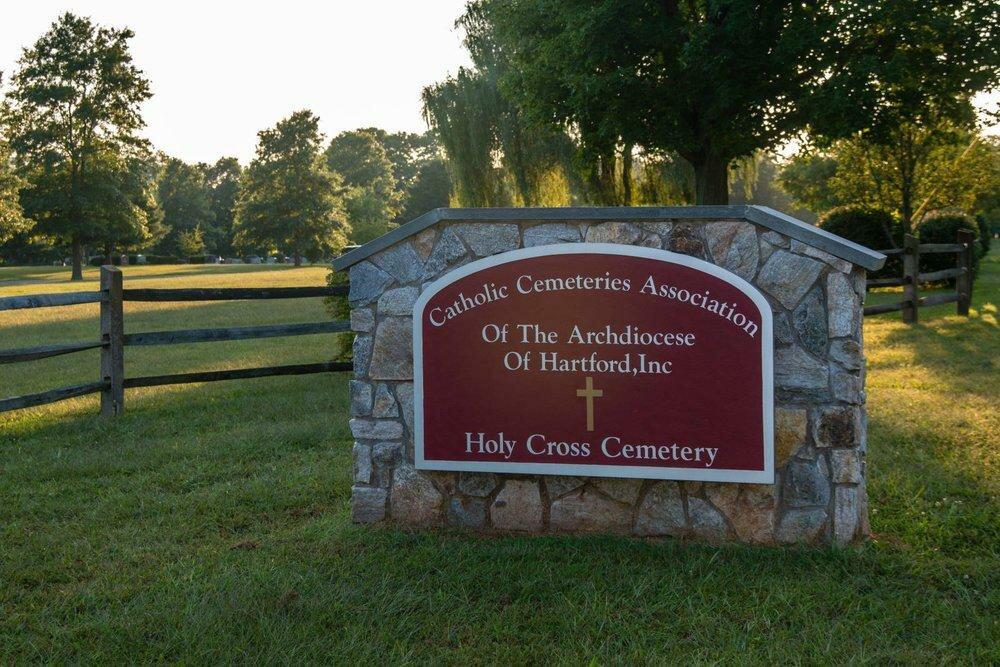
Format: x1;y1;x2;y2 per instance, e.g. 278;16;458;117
1;257;997;663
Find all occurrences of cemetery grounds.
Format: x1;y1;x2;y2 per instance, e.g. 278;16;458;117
0;256;997;662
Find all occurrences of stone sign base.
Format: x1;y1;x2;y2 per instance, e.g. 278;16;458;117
343;208;876;546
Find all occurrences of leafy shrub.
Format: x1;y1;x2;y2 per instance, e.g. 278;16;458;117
144;255;179;264
917;211;981;282
818;206;903;277
325;268;353;361
88;255;125;266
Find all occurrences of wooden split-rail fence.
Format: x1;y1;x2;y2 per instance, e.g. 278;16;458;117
0;266;352;415
863;230;976;323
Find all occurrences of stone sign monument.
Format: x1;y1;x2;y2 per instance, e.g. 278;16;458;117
334;206;885;545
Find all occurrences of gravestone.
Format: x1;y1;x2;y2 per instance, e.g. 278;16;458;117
334;206;885;545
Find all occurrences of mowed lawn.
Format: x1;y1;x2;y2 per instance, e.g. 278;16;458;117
1;256;997;662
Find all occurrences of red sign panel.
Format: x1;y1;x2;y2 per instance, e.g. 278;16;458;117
414;244;774;483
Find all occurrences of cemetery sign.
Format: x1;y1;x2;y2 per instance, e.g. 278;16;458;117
414;244;774;483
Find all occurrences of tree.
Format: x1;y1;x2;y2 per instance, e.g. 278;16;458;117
453;0;999;205
0;136;31;244
155;157;214;255
176;225;205;257
399;158;452;222
235;111;349;265
204;157;242;256
1;13;151;279
325;130;402;243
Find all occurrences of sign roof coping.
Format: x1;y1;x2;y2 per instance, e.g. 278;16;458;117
332;205;887;272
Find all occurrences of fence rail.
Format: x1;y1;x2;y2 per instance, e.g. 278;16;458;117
0;267;352;415
864;230;975;323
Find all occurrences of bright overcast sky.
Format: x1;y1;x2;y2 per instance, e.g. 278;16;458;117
0;1;472;165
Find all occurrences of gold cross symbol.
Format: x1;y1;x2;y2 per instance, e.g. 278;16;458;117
576;376;604;432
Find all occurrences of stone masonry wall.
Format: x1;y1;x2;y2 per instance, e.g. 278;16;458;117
346;218;870;545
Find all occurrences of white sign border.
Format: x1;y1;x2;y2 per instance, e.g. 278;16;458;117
412;242;775;485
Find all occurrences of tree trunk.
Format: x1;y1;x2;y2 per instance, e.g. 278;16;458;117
71;237;84;281
621;145;633;206
104;242;114;266
900;182;914;236
293;249;302;267
692;155;730;205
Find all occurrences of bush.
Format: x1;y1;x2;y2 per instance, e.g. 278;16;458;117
88;255;125;267
144;255;179;264
325;268;352;361
818;206;903;277
917;211;981;282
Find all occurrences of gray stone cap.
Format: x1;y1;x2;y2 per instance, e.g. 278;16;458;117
332;205;887;272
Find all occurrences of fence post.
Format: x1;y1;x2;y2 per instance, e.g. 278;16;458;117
956;229;974;316
902;234;919;324
100;266;125;416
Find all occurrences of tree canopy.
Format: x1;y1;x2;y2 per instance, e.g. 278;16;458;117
1;12;151;278
235;111;349;265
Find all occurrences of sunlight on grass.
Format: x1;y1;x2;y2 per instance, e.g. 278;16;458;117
1;258;998;662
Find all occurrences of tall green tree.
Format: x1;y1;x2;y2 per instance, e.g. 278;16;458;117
204;157;242;256
235;111;349;265
325;129;401;243
0;135;31;244
155;157;214;256
1;12;151;279
454;0;999;205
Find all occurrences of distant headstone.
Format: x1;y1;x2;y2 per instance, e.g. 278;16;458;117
337;207;884;545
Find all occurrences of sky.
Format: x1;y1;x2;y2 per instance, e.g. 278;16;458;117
0;1;472;164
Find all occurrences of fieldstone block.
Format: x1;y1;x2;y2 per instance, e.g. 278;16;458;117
350;307;374;333
454;223;521;257
372;383;399;418
705;221;758;281
775;407;808;467
688;497;729;541
775;346;829;394
372;242;423;283
349;418;404;440
377;286;419;316
640;221;674;237
729;485;776;544
491;480;542;531
545;475;585;499
830;449;862;484
352;486;387;524
667;225;706;259
349;261;394;305
792;288;828;358
458;472;498;498
832;372;863;404
777;508;828;544
783;458;831;508
829;339;863;370
585;221;641;245
353;443;372;484
373;441;403;464
524;223;581;247
638;233;662;248
550;488;630;533
757;250;824;309
395;383;414;434
390;465;441;525
423;227;467;278
815;407;860;448
370;317;413;380
760;230;789;248
446;497;487;528
773;310;793;345
833;486;859;544
349;380;372;416
413;228;436;260
591;478;642;505
827;272;859;338
353;335;373;377
634;481;685;536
